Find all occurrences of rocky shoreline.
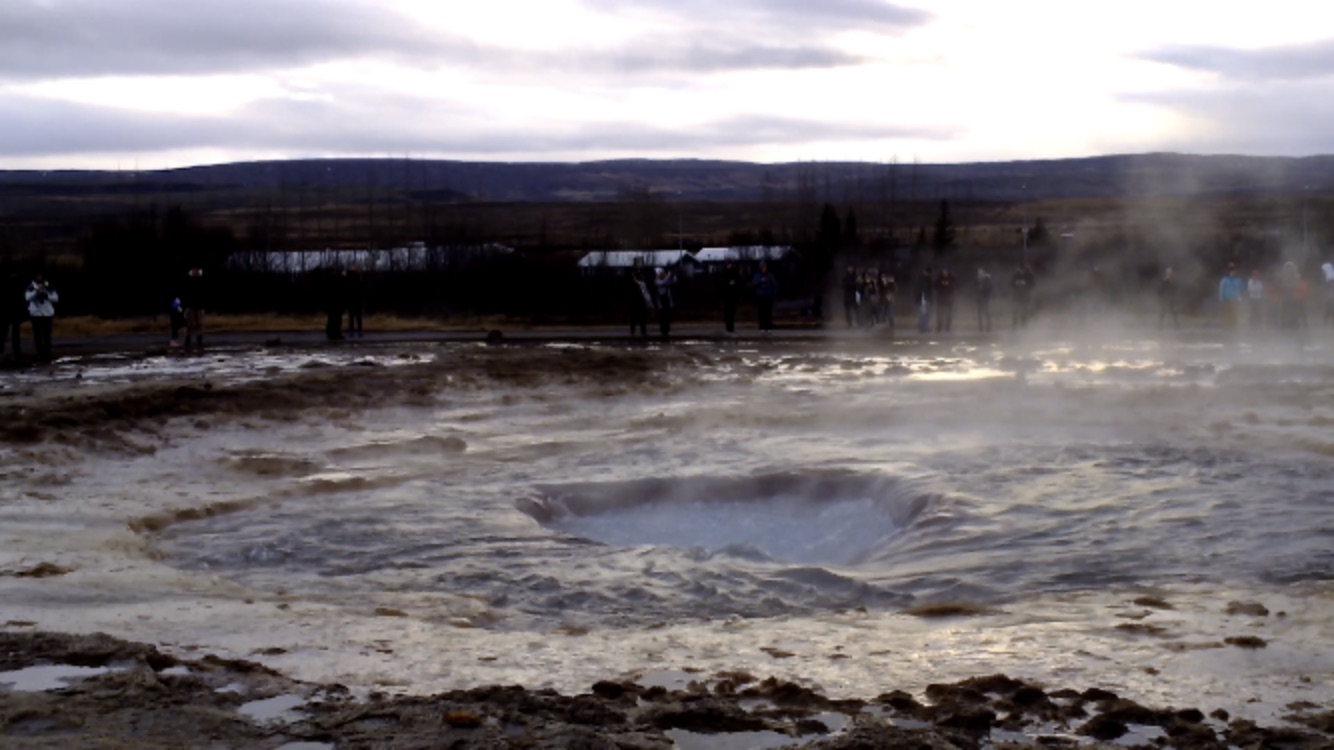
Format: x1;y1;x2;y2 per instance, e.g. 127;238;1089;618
2;630;1331;749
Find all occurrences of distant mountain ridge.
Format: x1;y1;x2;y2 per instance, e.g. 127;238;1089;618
2;153;1331;203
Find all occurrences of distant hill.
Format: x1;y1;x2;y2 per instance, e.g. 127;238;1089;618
2;153;1332;203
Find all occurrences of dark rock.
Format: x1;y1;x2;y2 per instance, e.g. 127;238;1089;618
929;705;996;733
1224;601;1269;617
589;681;638;701
745;677;830;708
1223;635;1267;649
1079;713;1129;741
925;683;987;705
564;695;627;726
1175;707;1205;723
957;674;1027;696
1080;687;1119;702
795;718;831;735
645;698;767;733
875;689;923;713
1099;698;1162;726
1012;685;1052;707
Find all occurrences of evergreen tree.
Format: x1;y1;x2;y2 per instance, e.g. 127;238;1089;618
931;200;955;256
817;203;841;250
1028;218;1051;248
842;208;860;248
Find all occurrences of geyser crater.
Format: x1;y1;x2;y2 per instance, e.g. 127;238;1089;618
516;472;931;567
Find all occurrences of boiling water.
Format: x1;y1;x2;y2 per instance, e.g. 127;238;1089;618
1;336;1330;725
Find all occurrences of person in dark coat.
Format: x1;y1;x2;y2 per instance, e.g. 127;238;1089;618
24;273;58;362
841;266;859;328
1;270;24;360
976;267;994;332
717;261;742;333
934;269;955;333
345;269;365;338
655;267;677;339
325;268;345;341
628;267;653;338
181;267;207;349
1011;263;1036;328
751;262;778;331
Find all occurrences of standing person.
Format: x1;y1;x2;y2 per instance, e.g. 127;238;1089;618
841;266;859;328
878;270;896;334
717;261;742;333
1280;262;1312;329
1218;263;1245;331
1157;267;1180;330
1323;262;1334;326
976;267;993;332
934;269;955;333
654;267;676;339
861;270;879;326
628;267;653;338
182;267;207;349
1247;270;1266;329
1011;263;1035;328
915;266;934;332
751;261;778;332
345;269;365;338
24;273;58;363
1;270;23;360
168;297;185;347
323;268;345;341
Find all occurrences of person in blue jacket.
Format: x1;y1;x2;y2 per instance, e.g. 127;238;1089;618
751;262;778;332
1218;263;1245;330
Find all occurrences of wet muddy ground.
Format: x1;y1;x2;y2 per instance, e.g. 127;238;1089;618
2;340;1331;748
4;630;1332;749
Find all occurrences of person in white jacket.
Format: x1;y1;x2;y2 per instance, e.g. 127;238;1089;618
25;273;58;362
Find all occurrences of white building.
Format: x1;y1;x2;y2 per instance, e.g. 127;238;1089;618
694;246;794;272
576;250;701;276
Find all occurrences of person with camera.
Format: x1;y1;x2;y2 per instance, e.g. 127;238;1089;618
25;273;58;362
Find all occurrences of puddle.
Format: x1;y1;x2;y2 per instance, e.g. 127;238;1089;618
239;694;308;724
665;728;796;750
0;664;114;691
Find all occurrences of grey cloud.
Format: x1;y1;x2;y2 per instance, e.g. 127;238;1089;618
0;0;453;80
0;95;234;155
587;43;865;73
0;92;954;158
1137;39;1334;81
509;115;951;154
583;0;930;33
0;0;908;84
1123;81;1334;155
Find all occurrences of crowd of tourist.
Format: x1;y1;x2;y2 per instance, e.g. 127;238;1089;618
2;258;1333;364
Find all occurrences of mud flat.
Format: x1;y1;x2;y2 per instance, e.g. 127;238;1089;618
2;341;1331;748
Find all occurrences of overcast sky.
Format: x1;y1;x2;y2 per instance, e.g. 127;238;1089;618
2;0;1333;169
